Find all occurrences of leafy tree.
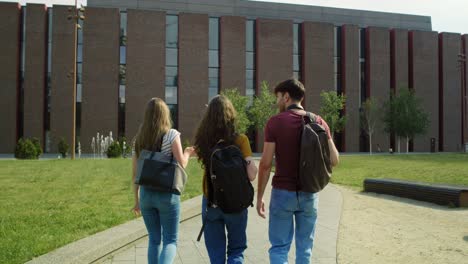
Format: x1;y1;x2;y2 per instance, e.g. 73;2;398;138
221;88;251;134
360;97;380;155
319;91;346;138
383;88;430;153
249;81;278;130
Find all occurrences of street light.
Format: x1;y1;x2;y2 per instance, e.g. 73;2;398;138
68;1;85;159
458;53;467;152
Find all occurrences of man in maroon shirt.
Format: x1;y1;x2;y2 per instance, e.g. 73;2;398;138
257;79;339;264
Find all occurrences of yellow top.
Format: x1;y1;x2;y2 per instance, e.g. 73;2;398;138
202;134;252;196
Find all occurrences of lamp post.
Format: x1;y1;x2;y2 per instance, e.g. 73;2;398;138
67;1;85;159
458;53;467;152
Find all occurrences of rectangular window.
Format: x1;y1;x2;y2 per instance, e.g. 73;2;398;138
334;26;342;93
166;48;178;67
208;17;220;101
166;15;178;48
166;15;178;127
293;23;301;80
246;19;256;103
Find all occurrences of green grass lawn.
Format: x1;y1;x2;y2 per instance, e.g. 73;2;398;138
0;158;204;264
331;153;468;188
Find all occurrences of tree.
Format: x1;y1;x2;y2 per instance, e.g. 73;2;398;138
383;88;430;153
221;88;251;134
360;97;380;155
249;81;278;130
319;91;346;138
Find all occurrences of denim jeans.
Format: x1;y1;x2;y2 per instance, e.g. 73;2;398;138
140;187;181;264
202;196;248;264
268;188;319;264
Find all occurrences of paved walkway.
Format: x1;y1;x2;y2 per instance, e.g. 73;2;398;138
98;183;342;264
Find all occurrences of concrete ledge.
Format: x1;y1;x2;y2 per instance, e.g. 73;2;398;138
26;194;203;264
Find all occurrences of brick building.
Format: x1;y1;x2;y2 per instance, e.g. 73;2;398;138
0;0;467;153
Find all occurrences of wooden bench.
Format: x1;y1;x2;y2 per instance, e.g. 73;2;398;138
363;178;468;207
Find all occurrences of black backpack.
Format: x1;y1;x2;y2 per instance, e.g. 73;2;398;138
197;141;254;242
287;105;332;193
207;141;254;213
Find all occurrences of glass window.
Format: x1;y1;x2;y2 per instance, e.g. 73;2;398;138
334;26;342;57
119;65;126;85
120;12;127;37
48;43;52;73
209;68;219;78
246;52;255;70
165;76;177;86
48;9;53;41
334;57;341;74
165;86;177;104
77;63;82;84
119;85;125;103
120;46;126;64
246;20;255;52
293;71;300;80
209;77;219;88
76;84;82;102
166;15;178;48
166;48;178;66
246;79;254;90
77;44;83;63
293;55;300;72
209;50;219;68
360;28;366;59
168;104;178;128
293;23;300;55
246;69;254;80
209;17;219;50
166;66;177;77
209;87;218;100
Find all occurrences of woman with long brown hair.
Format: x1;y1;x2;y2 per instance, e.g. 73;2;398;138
194;95;257;263
131;98;194;264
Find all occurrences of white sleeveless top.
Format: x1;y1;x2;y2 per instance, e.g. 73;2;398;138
160;129;180;157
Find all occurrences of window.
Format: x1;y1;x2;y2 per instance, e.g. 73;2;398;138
208;17;220;101
293;23;301;81
166;15;179;128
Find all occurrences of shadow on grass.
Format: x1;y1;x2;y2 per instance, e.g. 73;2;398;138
357;190;468;211
463;236;468;242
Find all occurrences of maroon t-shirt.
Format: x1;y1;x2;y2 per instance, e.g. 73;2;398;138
264;110;331;191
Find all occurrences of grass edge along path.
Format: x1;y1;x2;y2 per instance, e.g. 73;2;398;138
0;158;204;264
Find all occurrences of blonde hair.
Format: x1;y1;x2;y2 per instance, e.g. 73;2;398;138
134;98;172;157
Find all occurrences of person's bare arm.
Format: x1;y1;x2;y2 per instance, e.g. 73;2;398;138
171;135;194;168
328;138;339;167
245;157;257;181
131;155;140;216
256;142;275;219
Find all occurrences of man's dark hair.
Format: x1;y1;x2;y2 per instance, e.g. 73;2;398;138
274;79;305;101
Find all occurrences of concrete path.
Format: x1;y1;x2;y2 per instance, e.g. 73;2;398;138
98;184;342;264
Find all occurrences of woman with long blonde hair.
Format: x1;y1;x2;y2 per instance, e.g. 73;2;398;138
194;95;257;263
132;98;194;264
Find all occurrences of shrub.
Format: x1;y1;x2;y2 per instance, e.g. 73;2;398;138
58;138;69;158
31;137;43;158
118;137;132;157
106;141;122;158
15;138;39;159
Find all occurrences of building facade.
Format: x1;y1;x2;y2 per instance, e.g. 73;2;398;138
0;0;467;153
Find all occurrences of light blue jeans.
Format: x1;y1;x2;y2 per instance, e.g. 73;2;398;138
268;188;319;264
140;187;181;264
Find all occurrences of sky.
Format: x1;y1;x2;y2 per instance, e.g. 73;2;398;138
3;0;467;34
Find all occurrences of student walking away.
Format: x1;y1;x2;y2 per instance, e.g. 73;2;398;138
194;95;258;264
131;97;194;264
256;79;340;264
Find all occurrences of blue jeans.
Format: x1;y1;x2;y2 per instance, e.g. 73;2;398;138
269;188;319;264
140;187;181;264
202;196;248;264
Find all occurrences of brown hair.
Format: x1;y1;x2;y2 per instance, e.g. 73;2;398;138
194;95;238;170
274;78;306;101
133;98;172;157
